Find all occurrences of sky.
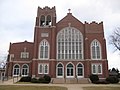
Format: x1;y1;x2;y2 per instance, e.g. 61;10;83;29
0;0;120;70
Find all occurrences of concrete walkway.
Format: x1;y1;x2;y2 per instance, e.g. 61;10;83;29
0;79;120;90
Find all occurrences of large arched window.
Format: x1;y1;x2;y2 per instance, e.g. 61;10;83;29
39;39;49;59
57;63;64;78
66;63;74;78
76;63;84;78
13;64;20;76
22;64;29;77
57;27;83;60
91;39;101;59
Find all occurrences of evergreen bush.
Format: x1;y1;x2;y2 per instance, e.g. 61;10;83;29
19;76;31;82
31;78;39;83
106;76;119;84
89;74;99;83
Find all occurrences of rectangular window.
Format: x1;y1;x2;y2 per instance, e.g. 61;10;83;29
38;64;49;74
92;64;102;74
10;54;14;61
21;52;29;59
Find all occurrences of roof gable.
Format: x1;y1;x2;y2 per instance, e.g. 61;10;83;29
57;13;83;26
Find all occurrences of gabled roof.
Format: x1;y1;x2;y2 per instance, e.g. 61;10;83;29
57;13;83;25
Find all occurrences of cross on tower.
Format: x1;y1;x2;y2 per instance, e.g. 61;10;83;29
68;9;71;13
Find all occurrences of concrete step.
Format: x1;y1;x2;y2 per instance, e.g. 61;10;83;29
51;78;90;84
77;78;90;84
51;78;65;84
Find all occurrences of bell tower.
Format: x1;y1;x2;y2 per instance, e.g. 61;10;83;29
33;6;56;59
32;6;56;77
35;6;56;27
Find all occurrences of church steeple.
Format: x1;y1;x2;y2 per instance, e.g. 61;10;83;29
35;6;56;27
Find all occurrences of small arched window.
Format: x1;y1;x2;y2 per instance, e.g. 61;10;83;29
13;64;20;76
77;63;84;77
57;63;64;77
40;15;45;26
91;39;101;60
66;63;74;77
22;64;29;76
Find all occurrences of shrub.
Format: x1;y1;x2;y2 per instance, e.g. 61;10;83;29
106;76;119;84
89;74;99;83
31;75;51;83
31;78;39;83
43;75;51;83
38;77;45;83
93;80;109;84
19;76;31;82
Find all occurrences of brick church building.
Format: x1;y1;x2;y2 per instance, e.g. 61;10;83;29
6;6;108;81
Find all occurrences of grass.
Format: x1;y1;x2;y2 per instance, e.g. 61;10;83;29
83;86;120;90
0;85;68;90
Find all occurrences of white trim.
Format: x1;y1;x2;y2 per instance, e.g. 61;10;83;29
56;62;64;78
66;62;75;78
76;62;84;78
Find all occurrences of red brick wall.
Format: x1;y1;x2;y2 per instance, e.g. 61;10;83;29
6;6;108;78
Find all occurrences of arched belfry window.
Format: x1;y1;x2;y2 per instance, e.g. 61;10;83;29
91;39;101;60
57;27;83;60
46;15;51;26
40;15;51;26
39;39;49;59
40;15;45;26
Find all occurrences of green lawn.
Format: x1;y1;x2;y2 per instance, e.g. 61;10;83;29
83;87;120;90
0;85;67;90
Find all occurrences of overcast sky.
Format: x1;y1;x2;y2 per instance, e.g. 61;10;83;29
0;0;120;70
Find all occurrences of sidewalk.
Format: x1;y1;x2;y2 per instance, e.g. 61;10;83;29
1;79;120;90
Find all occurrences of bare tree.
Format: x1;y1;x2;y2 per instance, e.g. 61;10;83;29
0;56;7;69
109;27;120;51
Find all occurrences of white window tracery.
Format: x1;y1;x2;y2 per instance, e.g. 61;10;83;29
76;63;84;78
57;27;83;60
39;40;49;59
92;64;102;74
56;63;64;78
91;40;101;60
22;64;29;77
38;64;49;74
13;64;20;76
